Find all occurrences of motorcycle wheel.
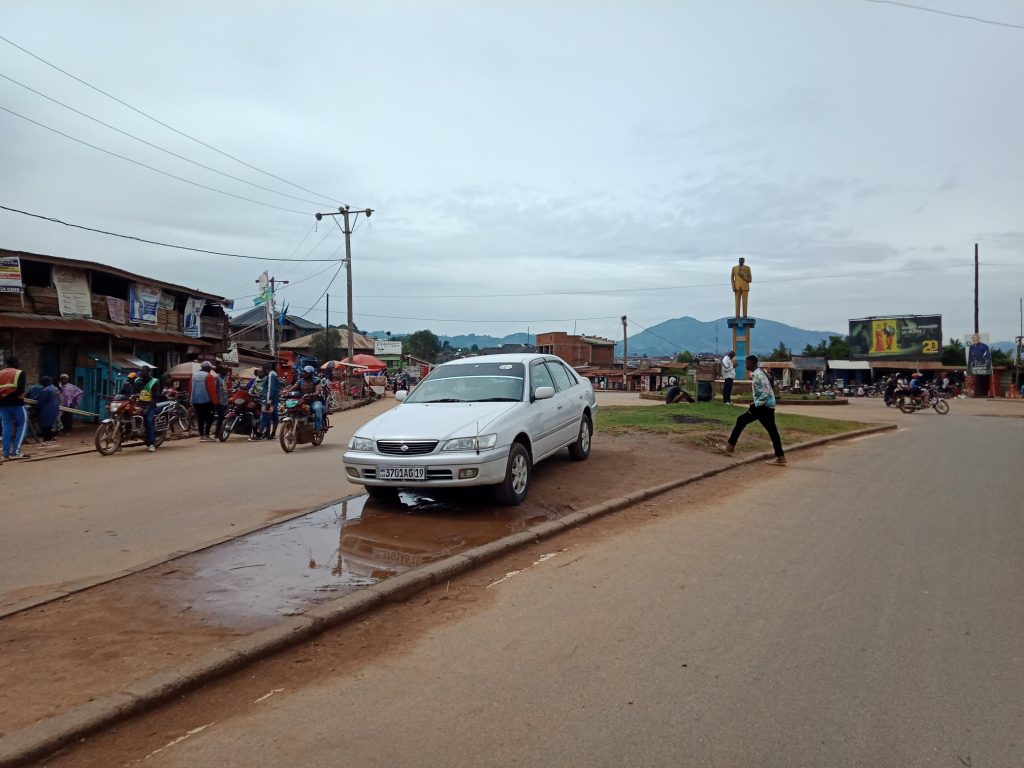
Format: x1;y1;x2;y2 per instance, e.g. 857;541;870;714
933;398;950;415
95;423;121;456
279;422;297;453
311;430;325;446
218;416;236;442
174;405;192;433
897;398;915;414
153;428;167;448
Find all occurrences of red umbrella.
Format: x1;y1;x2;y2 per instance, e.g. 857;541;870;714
341;354;388;371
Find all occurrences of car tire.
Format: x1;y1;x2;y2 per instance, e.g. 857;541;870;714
567;415;592;461
494;441;531;506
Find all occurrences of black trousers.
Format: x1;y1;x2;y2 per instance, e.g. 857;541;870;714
728;405;784;458
722;377;734;403
194;402;214;436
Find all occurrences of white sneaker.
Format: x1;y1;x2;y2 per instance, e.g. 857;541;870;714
148;445;156;452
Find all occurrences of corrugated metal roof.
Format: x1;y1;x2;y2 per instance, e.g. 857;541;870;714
791;356;827;370
1;249;225;301
230;307;323;330
279;330;378;350
579;336;616;346
0;312;210;345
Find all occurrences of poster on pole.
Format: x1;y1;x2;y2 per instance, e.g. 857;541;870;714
129;283;161;324
183;297;205;338
964;332;992;375
52;266;93;317
0;256;23;293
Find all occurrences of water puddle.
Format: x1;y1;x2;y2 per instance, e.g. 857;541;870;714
161;491;557;624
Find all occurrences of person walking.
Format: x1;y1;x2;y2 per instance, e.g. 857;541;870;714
0;356;29;460
35;376;61;443
721;351;736;405
213;364;228;440
719;355;786;465
190;361;218;442
58;374;83;433
259;362;280;440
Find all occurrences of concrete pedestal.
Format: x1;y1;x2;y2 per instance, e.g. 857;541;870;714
727;317;756;379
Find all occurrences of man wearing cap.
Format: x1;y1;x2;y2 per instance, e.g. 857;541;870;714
119;372;139;398
190;361;219;442
719;354;786;465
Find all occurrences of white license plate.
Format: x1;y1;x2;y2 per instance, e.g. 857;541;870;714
377;466;426;481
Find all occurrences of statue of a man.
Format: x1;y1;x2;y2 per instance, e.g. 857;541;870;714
731;257;752;318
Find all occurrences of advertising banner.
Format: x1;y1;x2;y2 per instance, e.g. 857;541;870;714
0;256;22;293
52;266;93;317
129;283;161;324
849;315;942;359
107;297;127;324
222;342;239;364
964;332;992;375
183;297;205;338
159;293;176;310
374;339;403;356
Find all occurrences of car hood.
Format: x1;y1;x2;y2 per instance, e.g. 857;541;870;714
355;402;519;441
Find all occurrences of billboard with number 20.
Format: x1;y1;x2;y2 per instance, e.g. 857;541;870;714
848;315;943;359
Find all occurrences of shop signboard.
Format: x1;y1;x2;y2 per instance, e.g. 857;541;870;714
374;339;402;356
848;315;942;359
0;256;22;293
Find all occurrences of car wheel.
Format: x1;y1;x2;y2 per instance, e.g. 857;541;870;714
495;442;530;506
568;415;592;461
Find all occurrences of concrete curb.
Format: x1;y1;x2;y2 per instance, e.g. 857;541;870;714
0;422;896;768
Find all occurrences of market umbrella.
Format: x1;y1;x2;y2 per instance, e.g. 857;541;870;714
320;360;369;370
340;354;387;371
167;361;203;378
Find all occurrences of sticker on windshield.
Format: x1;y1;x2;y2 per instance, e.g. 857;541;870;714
499;365;514;370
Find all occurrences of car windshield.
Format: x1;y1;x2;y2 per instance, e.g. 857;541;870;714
405;362;525;403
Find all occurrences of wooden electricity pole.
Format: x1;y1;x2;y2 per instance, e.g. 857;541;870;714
621;315;628;391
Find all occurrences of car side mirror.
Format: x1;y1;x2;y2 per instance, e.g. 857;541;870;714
533;386;555;401
395;390;408;402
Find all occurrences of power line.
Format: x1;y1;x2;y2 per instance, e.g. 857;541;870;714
861;0;1024;30
0;204;340;262
0;33;344;205
293;262;346;319
0;105;308;215
627;318;684;351
0;72;328;207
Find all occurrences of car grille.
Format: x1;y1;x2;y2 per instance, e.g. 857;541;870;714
376;440;438;456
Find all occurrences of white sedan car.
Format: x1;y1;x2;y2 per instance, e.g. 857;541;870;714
343;354;597;505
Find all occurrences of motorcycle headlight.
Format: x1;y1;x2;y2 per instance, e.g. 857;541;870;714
284;399;300;409
443;434;498;452
348;436;374;451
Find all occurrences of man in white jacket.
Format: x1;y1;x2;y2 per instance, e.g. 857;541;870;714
721;351;736;404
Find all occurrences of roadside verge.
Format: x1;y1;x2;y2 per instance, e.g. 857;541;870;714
0;422;897;768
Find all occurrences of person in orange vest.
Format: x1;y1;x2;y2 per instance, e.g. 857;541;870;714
0;356;29;460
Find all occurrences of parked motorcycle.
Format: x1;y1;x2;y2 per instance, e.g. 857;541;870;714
278;392;330;453
896;387;950;414
94;395;175;455
218;387;261;441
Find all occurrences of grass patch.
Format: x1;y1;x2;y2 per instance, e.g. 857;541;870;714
596;402;869;454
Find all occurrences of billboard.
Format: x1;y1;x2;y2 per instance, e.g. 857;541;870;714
964;332;992;375
374;339;402;356
848;315;942;359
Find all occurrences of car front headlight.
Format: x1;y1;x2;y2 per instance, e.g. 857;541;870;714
442;433;498;452
348;436;374;451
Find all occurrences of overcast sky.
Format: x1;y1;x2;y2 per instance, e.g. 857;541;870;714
2;1;1022;343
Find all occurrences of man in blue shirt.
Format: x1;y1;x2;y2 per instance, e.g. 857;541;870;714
719;355;786;465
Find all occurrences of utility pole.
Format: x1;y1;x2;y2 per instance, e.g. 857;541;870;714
974;243;979;334
314;206;373;369
621;315;628;391
257;274;288;361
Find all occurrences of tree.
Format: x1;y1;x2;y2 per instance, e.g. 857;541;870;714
310;329;342;361
993;348;1012;366
406;329;441;362
768;341;791;362
941;338;965;366
675;350;694;363
470;344;479;353
801;335;849;359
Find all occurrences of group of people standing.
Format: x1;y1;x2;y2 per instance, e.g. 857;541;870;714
0;356;85;462
189;360;279;442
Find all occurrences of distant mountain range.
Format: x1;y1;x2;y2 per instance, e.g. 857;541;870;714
366;321;1020;358
368;317;844;357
